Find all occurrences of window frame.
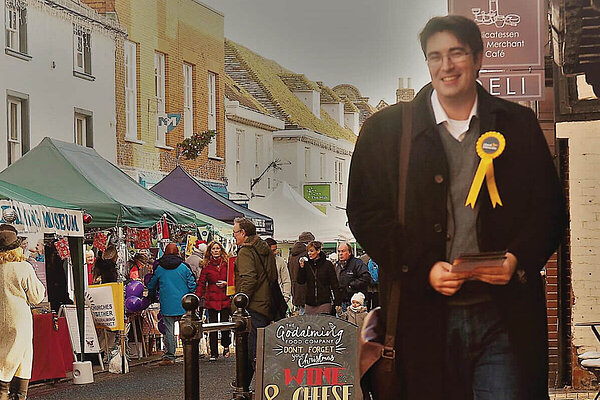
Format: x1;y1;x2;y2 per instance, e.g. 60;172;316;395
6;91;29;166
207;71;217;157
124;40;138;139
73;24;91;75
74;108;93;148
183;62;194;139
5;1;27;55
7;97;21;164
304;147;311;179
154;51;166;145
334;157;344;203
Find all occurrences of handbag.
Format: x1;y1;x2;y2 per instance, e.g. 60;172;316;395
251;247;288;322
358;102;412;399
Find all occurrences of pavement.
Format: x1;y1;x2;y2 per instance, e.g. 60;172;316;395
28;353;238;400
26;347;599;400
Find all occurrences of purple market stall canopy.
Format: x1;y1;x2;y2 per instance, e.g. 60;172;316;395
151;166;273;235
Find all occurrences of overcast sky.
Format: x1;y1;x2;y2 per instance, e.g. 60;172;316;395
201;0;448;105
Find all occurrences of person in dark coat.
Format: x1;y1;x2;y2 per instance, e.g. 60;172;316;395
92;245;118;284
45;243;73;312
347;15;566;400
334;242;372;311
297;241;340;315
195;241;231;360
287;231;314;315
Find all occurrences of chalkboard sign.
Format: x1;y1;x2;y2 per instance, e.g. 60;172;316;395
256;315;360;400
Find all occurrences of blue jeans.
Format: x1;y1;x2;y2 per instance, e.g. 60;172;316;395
445;301;524;400
162;315;180;360
246;309;271;387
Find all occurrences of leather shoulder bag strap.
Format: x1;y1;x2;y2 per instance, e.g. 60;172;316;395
382;102;412;370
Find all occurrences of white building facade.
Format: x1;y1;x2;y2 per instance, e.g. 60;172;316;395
224;99;284;200
272;129;354;209
1;0;123;169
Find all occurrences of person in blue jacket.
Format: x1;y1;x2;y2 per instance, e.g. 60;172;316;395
148;242;196;365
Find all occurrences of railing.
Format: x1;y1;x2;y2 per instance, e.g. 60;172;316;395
179;293;252;400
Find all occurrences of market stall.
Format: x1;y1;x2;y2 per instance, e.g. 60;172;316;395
249;182;353;242
151;166;273;235
0;138;233;372
0;180;85;381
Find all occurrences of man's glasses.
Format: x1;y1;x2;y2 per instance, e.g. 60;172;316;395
426;50;471;67
232;229;242;235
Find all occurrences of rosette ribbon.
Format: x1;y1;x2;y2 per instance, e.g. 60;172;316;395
465;131;506;208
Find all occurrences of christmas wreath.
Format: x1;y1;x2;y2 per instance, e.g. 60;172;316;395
177;130;217;160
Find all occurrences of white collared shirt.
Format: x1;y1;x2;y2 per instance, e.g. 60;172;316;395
431;90;478;142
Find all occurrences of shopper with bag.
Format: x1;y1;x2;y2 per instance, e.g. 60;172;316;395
347;15;566;400
195;241;231;361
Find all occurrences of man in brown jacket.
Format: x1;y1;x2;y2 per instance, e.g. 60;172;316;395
233;217;277;388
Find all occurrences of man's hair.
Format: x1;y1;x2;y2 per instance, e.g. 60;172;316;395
419;15;483;60
164;242;179;255
265;237;277;247
337;241;353;255
307;241;322;252
234;217;256;236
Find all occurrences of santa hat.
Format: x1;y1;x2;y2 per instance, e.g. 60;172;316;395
351;292;365;306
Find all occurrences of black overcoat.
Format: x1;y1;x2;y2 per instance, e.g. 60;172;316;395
347;83;566;399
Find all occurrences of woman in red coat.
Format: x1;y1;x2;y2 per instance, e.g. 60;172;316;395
195;241;231;360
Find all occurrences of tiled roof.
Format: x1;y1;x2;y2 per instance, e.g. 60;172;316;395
354;101;377;126
225;40;356;143
224;74;270;114
316;82;343;104
279;74;320;91
343;98;360;113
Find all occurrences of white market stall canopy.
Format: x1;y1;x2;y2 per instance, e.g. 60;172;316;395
249;182;354;242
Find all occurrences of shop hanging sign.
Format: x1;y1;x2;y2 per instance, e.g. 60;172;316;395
0;200;84;237
256;315;359;400
448;0;545;101
156;113;181;136
303;184;331;203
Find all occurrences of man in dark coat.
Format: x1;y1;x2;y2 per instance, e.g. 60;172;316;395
347;15;566;400
334;242;371;311
287;231;314;315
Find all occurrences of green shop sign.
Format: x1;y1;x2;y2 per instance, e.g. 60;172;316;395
303;184;331;203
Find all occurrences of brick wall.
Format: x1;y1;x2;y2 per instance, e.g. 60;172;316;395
82;0;226;182
556;118;600;389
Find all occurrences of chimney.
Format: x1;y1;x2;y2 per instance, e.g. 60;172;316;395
396;76;415;103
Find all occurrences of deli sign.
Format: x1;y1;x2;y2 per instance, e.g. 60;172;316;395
449;0;546;100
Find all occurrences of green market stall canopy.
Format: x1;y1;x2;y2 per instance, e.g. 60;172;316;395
0;179;84;236
0;138;211;228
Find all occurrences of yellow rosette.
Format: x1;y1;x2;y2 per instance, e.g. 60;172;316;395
465;131;506;208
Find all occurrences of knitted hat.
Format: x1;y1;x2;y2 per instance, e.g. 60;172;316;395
298;231;315;243
351;292;365;306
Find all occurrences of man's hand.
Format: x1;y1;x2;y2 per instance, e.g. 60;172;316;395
429;261;470;296
470;252;518;285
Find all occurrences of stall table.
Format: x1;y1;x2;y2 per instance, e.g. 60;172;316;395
31;313;73;382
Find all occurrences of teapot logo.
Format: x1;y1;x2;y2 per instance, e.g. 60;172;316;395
472;0;521;28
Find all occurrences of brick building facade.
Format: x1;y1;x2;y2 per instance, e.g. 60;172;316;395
83;0;226;186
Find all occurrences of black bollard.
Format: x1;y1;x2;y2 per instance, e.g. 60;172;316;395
180;294;201;400
181;293;251;400
231;293;251;400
